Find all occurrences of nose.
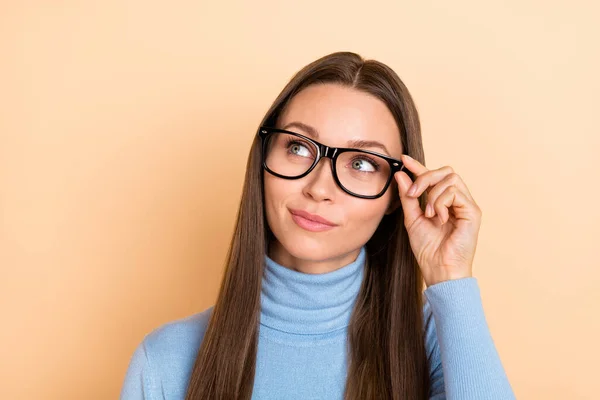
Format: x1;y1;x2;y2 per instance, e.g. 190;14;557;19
302;156;337;202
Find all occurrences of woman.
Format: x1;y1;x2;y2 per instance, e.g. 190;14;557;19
120;52;515;399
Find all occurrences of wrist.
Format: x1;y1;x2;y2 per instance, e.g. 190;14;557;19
425;271;473;288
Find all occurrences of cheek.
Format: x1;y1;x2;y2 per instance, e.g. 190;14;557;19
263;175;298;219
264;174;287;206
343;195;390;240
347;199;389;228
263;175;279;218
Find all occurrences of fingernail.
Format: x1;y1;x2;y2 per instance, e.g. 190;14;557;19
407;184;417;196
426;204;433;217
403;154;413;161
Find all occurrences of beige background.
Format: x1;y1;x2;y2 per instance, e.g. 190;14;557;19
1;1;598;399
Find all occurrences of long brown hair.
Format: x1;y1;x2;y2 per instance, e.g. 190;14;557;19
185;52;429;400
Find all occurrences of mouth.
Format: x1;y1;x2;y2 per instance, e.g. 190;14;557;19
288;208;338;232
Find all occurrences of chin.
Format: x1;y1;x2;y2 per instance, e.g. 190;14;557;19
283;234;325;258
279;231;356;263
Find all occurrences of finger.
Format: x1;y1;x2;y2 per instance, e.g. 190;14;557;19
424;173;475;219
394;169;424;227
406;165;455;199
433;185;482;225
401;154;429;178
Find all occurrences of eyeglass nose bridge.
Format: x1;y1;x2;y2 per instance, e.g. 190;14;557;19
320;145;338;159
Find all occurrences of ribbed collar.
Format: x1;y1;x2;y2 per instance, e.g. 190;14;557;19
259;246;366;335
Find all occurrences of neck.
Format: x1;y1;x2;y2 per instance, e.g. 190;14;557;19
260;245;367;334
268;240;363;274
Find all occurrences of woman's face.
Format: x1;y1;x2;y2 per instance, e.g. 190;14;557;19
264;83;404;273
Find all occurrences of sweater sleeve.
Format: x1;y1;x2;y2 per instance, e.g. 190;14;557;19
424;277;515;400
120;338;160;400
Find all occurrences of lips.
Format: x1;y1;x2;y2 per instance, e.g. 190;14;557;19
288;208;337;226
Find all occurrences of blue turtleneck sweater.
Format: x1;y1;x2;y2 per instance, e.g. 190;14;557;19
120;246;515;399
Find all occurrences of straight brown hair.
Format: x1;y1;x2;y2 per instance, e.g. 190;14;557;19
185;51;430;400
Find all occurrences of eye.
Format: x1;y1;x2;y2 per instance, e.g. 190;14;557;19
286;140;313;158
350;157;379;173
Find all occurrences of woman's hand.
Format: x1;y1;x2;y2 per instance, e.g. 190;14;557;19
394;155;482;287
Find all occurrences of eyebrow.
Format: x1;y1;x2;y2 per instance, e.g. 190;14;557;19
282;121;392;156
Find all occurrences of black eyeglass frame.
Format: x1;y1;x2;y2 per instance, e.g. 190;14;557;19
258;126;412;199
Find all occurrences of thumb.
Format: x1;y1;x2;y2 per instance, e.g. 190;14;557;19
395;170;424;226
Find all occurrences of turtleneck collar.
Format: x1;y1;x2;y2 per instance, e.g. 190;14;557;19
259;246;366;335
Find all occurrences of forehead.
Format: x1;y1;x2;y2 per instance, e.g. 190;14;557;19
277;83;403;157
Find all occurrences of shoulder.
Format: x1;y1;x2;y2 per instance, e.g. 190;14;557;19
140;306;215;384
120;306;215;398
143;305;214;359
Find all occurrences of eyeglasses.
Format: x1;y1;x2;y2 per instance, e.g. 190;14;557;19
258;126;411;199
